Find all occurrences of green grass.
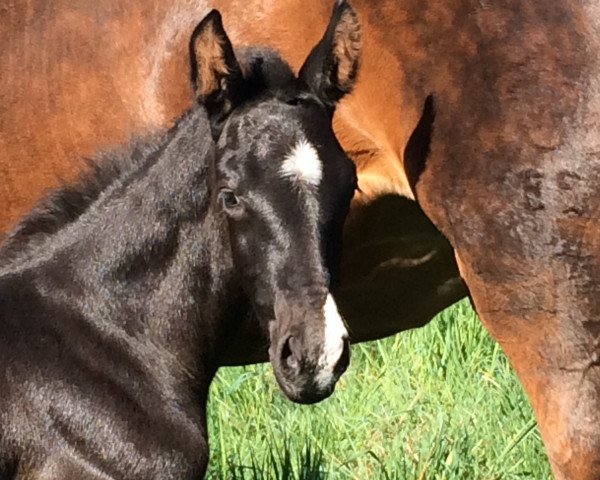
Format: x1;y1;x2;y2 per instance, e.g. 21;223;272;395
206;300;552;479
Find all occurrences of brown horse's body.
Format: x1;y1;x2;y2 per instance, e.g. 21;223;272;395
2;1;599;478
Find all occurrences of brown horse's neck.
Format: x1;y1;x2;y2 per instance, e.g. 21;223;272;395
0;0;209;234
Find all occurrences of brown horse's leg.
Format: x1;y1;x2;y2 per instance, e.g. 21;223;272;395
452;237;600;479
412;93;600;477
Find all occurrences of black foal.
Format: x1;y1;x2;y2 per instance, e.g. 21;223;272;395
0;2;361;479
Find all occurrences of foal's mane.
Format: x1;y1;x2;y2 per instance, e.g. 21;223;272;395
0;133;166;257
0;47;295;259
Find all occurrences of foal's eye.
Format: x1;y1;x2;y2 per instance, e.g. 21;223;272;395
219;189;240;209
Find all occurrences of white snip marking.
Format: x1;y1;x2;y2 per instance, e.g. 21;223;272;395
315;294;348;388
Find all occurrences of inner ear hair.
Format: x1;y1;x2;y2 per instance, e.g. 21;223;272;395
190;10;241;101
331;4;362;93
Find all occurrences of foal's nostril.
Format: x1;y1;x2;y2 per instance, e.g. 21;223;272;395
281;335;300;371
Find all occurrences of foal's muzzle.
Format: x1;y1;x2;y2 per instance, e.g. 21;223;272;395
270;293;350;404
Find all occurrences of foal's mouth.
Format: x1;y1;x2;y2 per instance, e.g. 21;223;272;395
268;292;351;403
271;334;351;405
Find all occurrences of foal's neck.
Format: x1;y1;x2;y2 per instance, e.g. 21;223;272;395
3;109;243;391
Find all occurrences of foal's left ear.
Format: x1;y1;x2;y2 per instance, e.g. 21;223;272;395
298;0;362;111
189;10;243;117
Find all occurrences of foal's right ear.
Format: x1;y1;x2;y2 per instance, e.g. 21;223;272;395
190;10;243;118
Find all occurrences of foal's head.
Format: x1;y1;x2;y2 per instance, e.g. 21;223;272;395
193;1;360;403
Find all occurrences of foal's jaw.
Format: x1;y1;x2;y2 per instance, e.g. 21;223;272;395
269;292;350;404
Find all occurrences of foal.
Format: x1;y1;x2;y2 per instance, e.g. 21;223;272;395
0;4;360;479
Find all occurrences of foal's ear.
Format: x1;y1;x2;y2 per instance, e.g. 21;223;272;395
189;10;243;116
298;0;361;110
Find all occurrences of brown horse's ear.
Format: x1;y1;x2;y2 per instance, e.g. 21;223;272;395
298;0;361;110
189;10;243;115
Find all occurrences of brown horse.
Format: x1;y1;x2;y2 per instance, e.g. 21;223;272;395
2;0;599;478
